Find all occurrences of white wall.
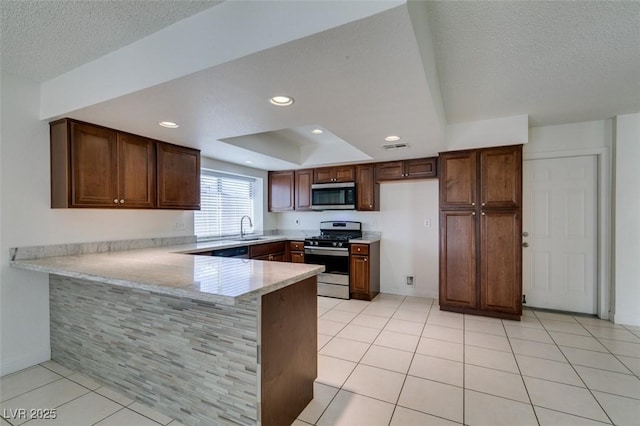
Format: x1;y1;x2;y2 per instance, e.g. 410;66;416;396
276;180;440;298
525;119;614;320
613;113;640;326
0;73;195;375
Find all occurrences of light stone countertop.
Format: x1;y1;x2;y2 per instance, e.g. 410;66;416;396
11;240;324;306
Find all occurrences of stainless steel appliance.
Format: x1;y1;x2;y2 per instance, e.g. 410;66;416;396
305;221;362;299
311;182;356;210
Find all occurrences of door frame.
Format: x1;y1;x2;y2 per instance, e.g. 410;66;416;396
523;148;611;319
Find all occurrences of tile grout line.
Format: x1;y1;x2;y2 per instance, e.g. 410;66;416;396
500;315;541;426
533;310;616;425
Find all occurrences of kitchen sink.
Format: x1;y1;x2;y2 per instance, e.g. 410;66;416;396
234;236;265;241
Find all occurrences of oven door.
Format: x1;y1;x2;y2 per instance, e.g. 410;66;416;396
304;247;350;299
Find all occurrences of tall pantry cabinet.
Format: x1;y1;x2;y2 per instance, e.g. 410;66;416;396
439;145;523;320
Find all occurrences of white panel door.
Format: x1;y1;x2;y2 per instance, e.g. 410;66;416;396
522;156;597;314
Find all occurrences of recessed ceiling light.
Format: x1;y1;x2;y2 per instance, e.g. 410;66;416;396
311;129;324;135
384;135;401;142
269;96;294;106
159;121;179;128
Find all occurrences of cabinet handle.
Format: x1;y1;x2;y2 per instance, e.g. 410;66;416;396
364;258;367;261
369;204;372;208
113;199;118;204
472;212;476;216
482;202;486;207
120;199;125;204
472;202;475;206
481;212;485;216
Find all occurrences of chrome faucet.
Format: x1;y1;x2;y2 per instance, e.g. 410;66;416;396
240;215;253;239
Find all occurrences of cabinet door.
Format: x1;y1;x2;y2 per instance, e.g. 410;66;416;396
334;166;355;182
313;168;334;183
356;164;379;211
439;210;477;308
375;161;404;181
295;169;313;211
350;255;369;295
157;143;200;209
480;146;522;209
290;252;305;263
268;171;294;212
70;122;118;207
440;151;477;209
405;158;437;179
480;210;522;315
118;133;155;208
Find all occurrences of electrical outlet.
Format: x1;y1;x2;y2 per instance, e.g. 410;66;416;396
406;276;414;286
174;221;186;231
295;218;300;225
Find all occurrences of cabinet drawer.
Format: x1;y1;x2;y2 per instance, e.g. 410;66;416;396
351;244;369;255
249;241;286;258
290;241;305;251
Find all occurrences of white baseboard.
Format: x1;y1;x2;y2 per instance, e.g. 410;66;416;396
0;345;50;376
612;312;640;327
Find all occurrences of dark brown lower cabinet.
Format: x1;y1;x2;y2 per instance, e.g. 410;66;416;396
440;209;521;319
439;211;477;309
480;210;522;315
349;242;380;301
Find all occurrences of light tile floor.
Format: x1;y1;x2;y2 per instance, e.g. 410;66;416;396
1;294;639;425
304;294;640;426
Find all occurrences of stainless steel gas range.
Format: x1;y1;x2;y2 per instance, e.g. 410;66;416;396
304;221;362;299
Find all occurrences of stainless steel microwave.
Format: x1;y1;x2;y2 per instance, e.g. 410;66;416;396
311;182;356;210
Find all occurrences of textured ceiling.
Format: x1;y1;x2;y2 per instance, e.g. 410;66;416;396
426;1;640;126
2;1;639;170
0;0;222;82
68;4;443;170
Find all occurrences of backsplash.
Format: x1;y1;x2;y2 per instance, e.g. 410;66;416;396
10;236;196;261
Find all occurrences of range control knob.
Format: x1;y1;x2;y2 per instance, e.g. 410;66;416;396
332;242;337;247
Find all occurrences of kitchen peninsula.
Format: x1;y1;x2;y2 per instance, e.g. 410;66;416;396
10;238;324;426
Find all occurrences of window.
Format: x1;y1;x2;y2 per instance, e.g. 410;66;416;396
195;170;255;239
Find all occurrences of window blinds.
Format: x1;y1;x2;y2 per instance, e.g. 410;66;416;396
194;170;255;238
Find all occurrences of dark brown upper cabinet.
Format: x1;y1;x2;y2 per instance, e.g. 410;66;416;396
313;166;355;183
156;142;200;210
375;157;437;181
268;170;295;212
50;118;199;210
294;169;313;211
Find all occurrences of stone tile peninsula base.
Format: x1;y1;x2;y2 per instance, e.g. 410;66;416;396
49;274;317;426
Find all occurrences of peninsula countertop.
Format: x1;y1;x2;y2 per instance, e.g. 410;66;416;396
11;240;325;305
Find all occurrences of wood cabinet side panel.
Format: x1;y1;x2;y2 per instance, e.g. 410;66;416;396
50;121;70;208
261;277;317;426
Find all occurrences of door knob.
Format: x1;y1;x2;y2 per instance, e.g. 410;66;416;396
522;232;529;237
522;242;529;247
